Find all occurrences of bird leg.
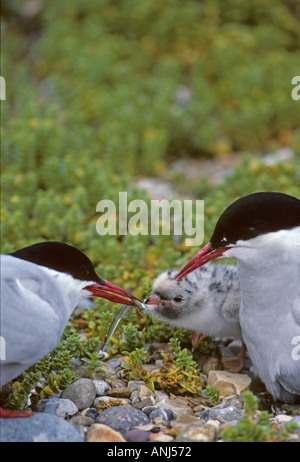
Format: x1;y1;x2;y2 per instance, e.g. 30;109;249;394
0;407;33;418
189;330;207;352
221;341;247;373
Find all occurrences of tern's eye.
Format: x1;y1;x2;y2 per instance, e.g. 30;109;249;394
173;296;183;303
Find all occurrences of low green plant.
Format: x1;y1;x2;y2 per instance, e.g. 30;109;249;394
141;318;176;343
221;390;298;442
2;328;104;409
201;385;221;406
81;351;104;377
121;324;143;351
166;337;203;394
121;348;152;385
3;371;42;411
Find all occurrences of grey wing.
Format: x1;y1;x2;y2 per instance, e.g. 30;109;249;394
0;256;64;384
277;375;300;396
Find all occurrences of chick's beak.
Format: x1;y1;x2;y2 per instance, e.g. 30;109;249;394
85;279;139;306
175;242;228;280
144;294;161;305
144;294;172;307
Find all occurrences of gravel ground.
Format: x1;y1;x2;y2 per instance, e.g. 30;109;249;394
1;340;300;443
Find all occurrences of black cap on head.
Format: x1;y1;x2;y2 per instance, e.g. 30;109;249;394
10;241;103;284
210;192;300;249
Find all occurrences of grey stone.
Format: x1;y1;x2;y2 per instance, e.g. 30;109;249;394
61;378;96;410
132;398;154;410
155;397;193;417
149;408;174;421
0;413;84;442
124;429;151;442
196;404;245;422
154;390;169;403
36;398;78;418
94;396;131;408
93;379;111;396
223;394;243;409
106;357;124;369
83;407;98;420
96;405;150;433
141;405;158;416
177;422;217;443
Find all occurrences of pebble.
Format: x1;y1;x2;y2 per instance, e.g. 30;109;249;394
0;413;84;442
196;404;245;422
281;404;300;416
124;429;151;442
202;356;222;375
149;432;174;442
154;397;194;417
86;423;125;442
96;405;150;433
177;422;217;443
93;379;111;396
273;414;293;424
61;378;96;410
83;407;98;420
223;394;243;409
69;415;95;427
36;398;78;418
3;338;300;442
154;390;169;403
107;387;131;399
132;398;154;410
170;414;201;428
138;384;155;402
148;408;175;421
207;370;252;397
94;396;131;410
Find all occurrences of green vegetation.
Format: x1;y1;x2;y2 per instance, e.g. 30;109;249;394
1;1;299;438
201;384;221;406
166;337;203;394
221;390;298;442
121;337;203;394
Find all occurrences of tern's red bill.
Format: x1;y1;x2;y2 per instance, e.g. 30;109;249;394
175;243;228;280
85;279;140;306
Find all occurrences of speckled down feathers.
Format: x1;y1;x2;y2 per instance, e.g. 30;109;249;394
147;262;241;340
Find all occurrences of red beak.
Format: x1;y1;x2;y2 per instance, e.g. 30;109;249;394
84;279;140;306
175;242;228;280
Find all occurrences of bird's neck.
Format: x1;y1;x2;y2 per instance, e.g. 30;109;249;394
42;267;91;318
237;258;299;313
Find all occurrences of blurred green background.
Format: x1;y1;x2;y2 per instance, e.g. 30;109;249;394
2;0;300;299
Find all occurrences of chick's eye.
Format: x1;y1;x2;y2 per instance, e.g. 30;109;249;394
173;296;183;303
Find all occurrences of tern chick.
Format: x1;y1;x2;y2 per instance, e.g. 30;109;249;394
145;263;245;371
